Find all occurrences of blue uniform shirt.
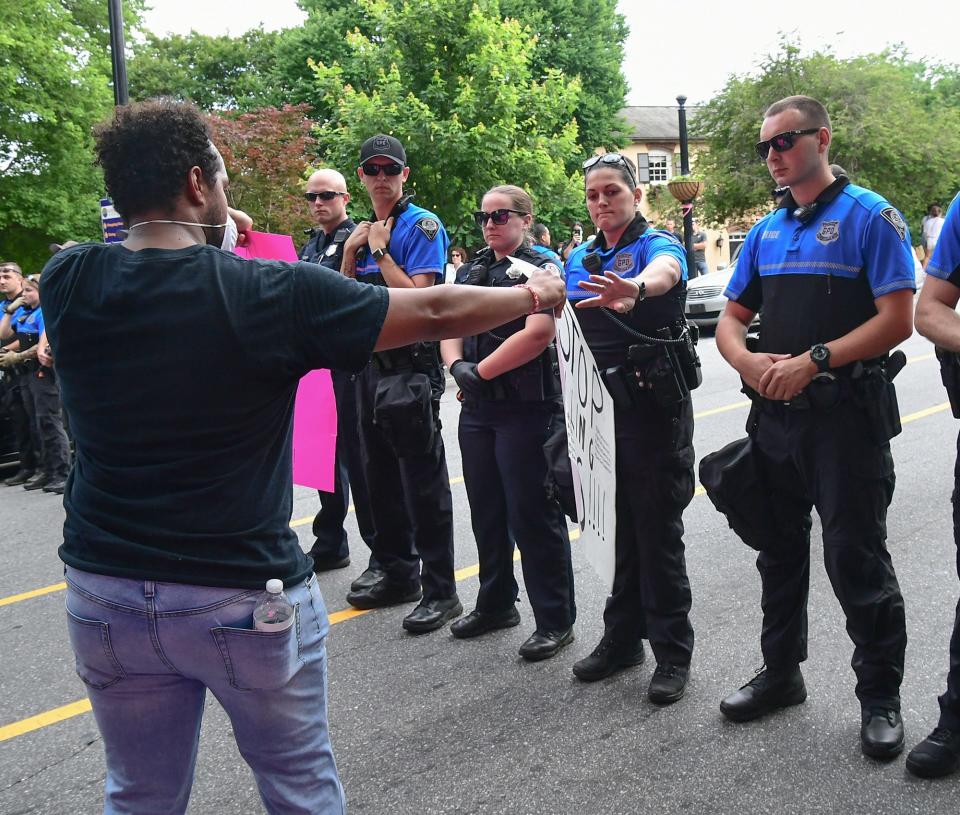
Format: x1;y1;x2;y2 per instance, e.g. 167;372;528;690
925;192;960;285
355;202;448;285
564;215;688;368
725;178;915;356
529;242;564;266
13;305;43;336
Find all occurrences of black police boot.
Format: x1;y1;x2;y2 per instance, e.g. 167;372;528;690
346;579;421;610
572;634;645;682
648;663;690;705
23;473;48;491
906;727;960;777
4;469;34;486
450;607;521;639
42;478;67;495
402;596;463;634
310;551;351;573
860;707;904;759
518;628;574;662
720;666;807;722
350;567;387;592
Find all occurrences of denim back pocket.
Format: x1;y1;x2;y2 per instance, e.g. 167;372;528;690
211;605;304;691
65;608;125;690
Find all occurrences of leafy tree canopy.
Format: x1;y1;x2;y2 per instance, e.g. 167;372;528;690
695;39;960;240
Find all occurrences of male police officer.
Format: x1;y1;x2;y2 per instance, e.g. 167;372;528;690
0;262;38;484
299;169;380;580
715;96;914;759
911;191;960;777
340;135;460;633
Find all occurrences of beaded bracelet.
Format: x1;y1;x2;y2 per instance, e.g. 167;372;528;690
514;283;540;314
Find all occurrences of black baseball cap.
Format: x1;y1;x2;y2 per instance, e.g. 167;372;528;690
360;134;406;166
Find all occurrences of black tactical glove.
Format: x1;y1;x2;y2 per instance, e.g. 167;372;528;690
450;360;489;399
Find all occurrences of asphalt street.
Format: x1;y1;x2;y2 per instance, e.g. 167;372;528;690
2;329;960;814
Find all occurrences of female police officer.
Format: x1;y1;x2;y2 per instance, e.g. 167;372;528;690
566;153;696;703
440;185;576;661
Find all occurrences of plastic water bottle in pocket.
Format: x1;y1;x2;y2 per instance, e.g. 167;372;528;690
253;579;295;632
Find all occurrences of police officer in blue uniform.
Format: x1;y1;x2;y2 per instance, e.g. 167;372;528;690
0;262;39;485
298;168;380;581
340;135;460;633
440;184;576;659
0;275;70;492
530;223;563;265
715;96;914;759
566;153;697;704
911;191;960;777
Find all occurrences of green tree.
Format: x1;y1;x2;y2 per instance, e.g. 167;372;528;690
128;29;280;110
695;40;960;238
0;0;142;271
310;0;586;251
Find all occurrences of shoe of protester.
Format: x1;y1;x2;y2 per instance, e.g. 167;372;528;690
346;579;422;610
906;727;960;778
402;596;463;634
860;707;905;759
310;551;351;573
648;663;689;705
42;479;67;495
450;607;521;639
719;666;806;722
4;469;34;487
23;473;48;491
350;568;386;592
518;628;574;662
572;634;645;682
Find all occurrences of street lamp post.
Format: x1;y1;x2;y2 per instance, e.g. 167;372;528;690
108;0;129;106
676;94;696;277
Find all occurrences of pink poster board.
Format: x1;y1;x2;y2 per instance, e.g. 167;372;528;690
234;232;338;492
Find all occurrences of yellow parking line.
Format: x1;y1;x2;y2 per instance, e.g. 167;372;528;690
0;699;92;743
0;582;67;608
694;400;750;419
901;402;950;424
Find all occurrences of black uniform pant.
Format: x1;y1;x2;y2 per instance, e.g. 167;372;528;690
309;370;377;566
1;372;37;472
20;368;70;480
752;399;905;709
355;363;455;601
603;397;695;667
937;435;960;729
459;399;575;632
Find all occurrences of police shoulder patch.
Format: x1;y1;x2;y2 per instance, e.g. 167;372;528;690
415;218;440;241
879;207;907;242
613;252;634;273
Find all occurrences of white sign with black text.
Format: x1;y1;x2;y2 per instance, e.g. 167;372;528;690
556;302;617;590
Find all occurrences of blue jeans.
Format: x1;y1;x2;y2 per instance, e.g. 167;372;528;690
64;566;345;815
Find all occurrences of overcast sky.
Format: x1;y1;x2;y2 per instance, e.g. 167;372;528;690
142;0;958;107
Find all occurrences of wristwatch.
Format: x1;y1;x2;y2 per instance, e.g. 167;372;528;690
810;343;831;373
371;246;388;262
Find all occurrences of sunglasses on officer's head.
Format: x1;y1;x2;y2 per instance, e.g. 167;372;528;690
473;209;527;227
582;152;638;187
304;191;346;202
755;128;820;161
361;162;404;177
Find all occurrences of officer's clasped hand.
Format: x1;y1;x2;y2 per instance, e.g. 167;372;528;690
4;296;23;315
450;360;489;398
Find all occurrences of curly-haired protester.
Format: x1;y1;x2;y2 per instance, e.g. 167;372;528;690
42;98;565;814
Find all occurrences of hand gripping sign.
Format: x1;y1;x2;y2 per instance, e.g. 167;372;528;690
556;302;616;589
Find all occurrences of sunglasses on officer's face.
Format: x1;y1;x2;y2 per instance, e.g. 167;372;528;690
304;191;346;202
360;162;404;177
473;209;527;227
582;152;638;188
755;128;820;161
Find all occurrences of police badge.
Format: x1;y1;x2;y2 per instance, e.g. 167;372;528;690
613;252;634;273
816;220;840;245
415;218;440;241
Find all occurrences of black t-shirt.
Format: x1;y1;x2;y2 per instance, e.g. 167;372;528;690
41;242;389;588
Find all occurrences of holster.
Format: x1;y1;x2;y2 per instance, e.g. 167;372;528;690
372;371;437;457
373;341;440;375
850;352;904;444
936;347;960;418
